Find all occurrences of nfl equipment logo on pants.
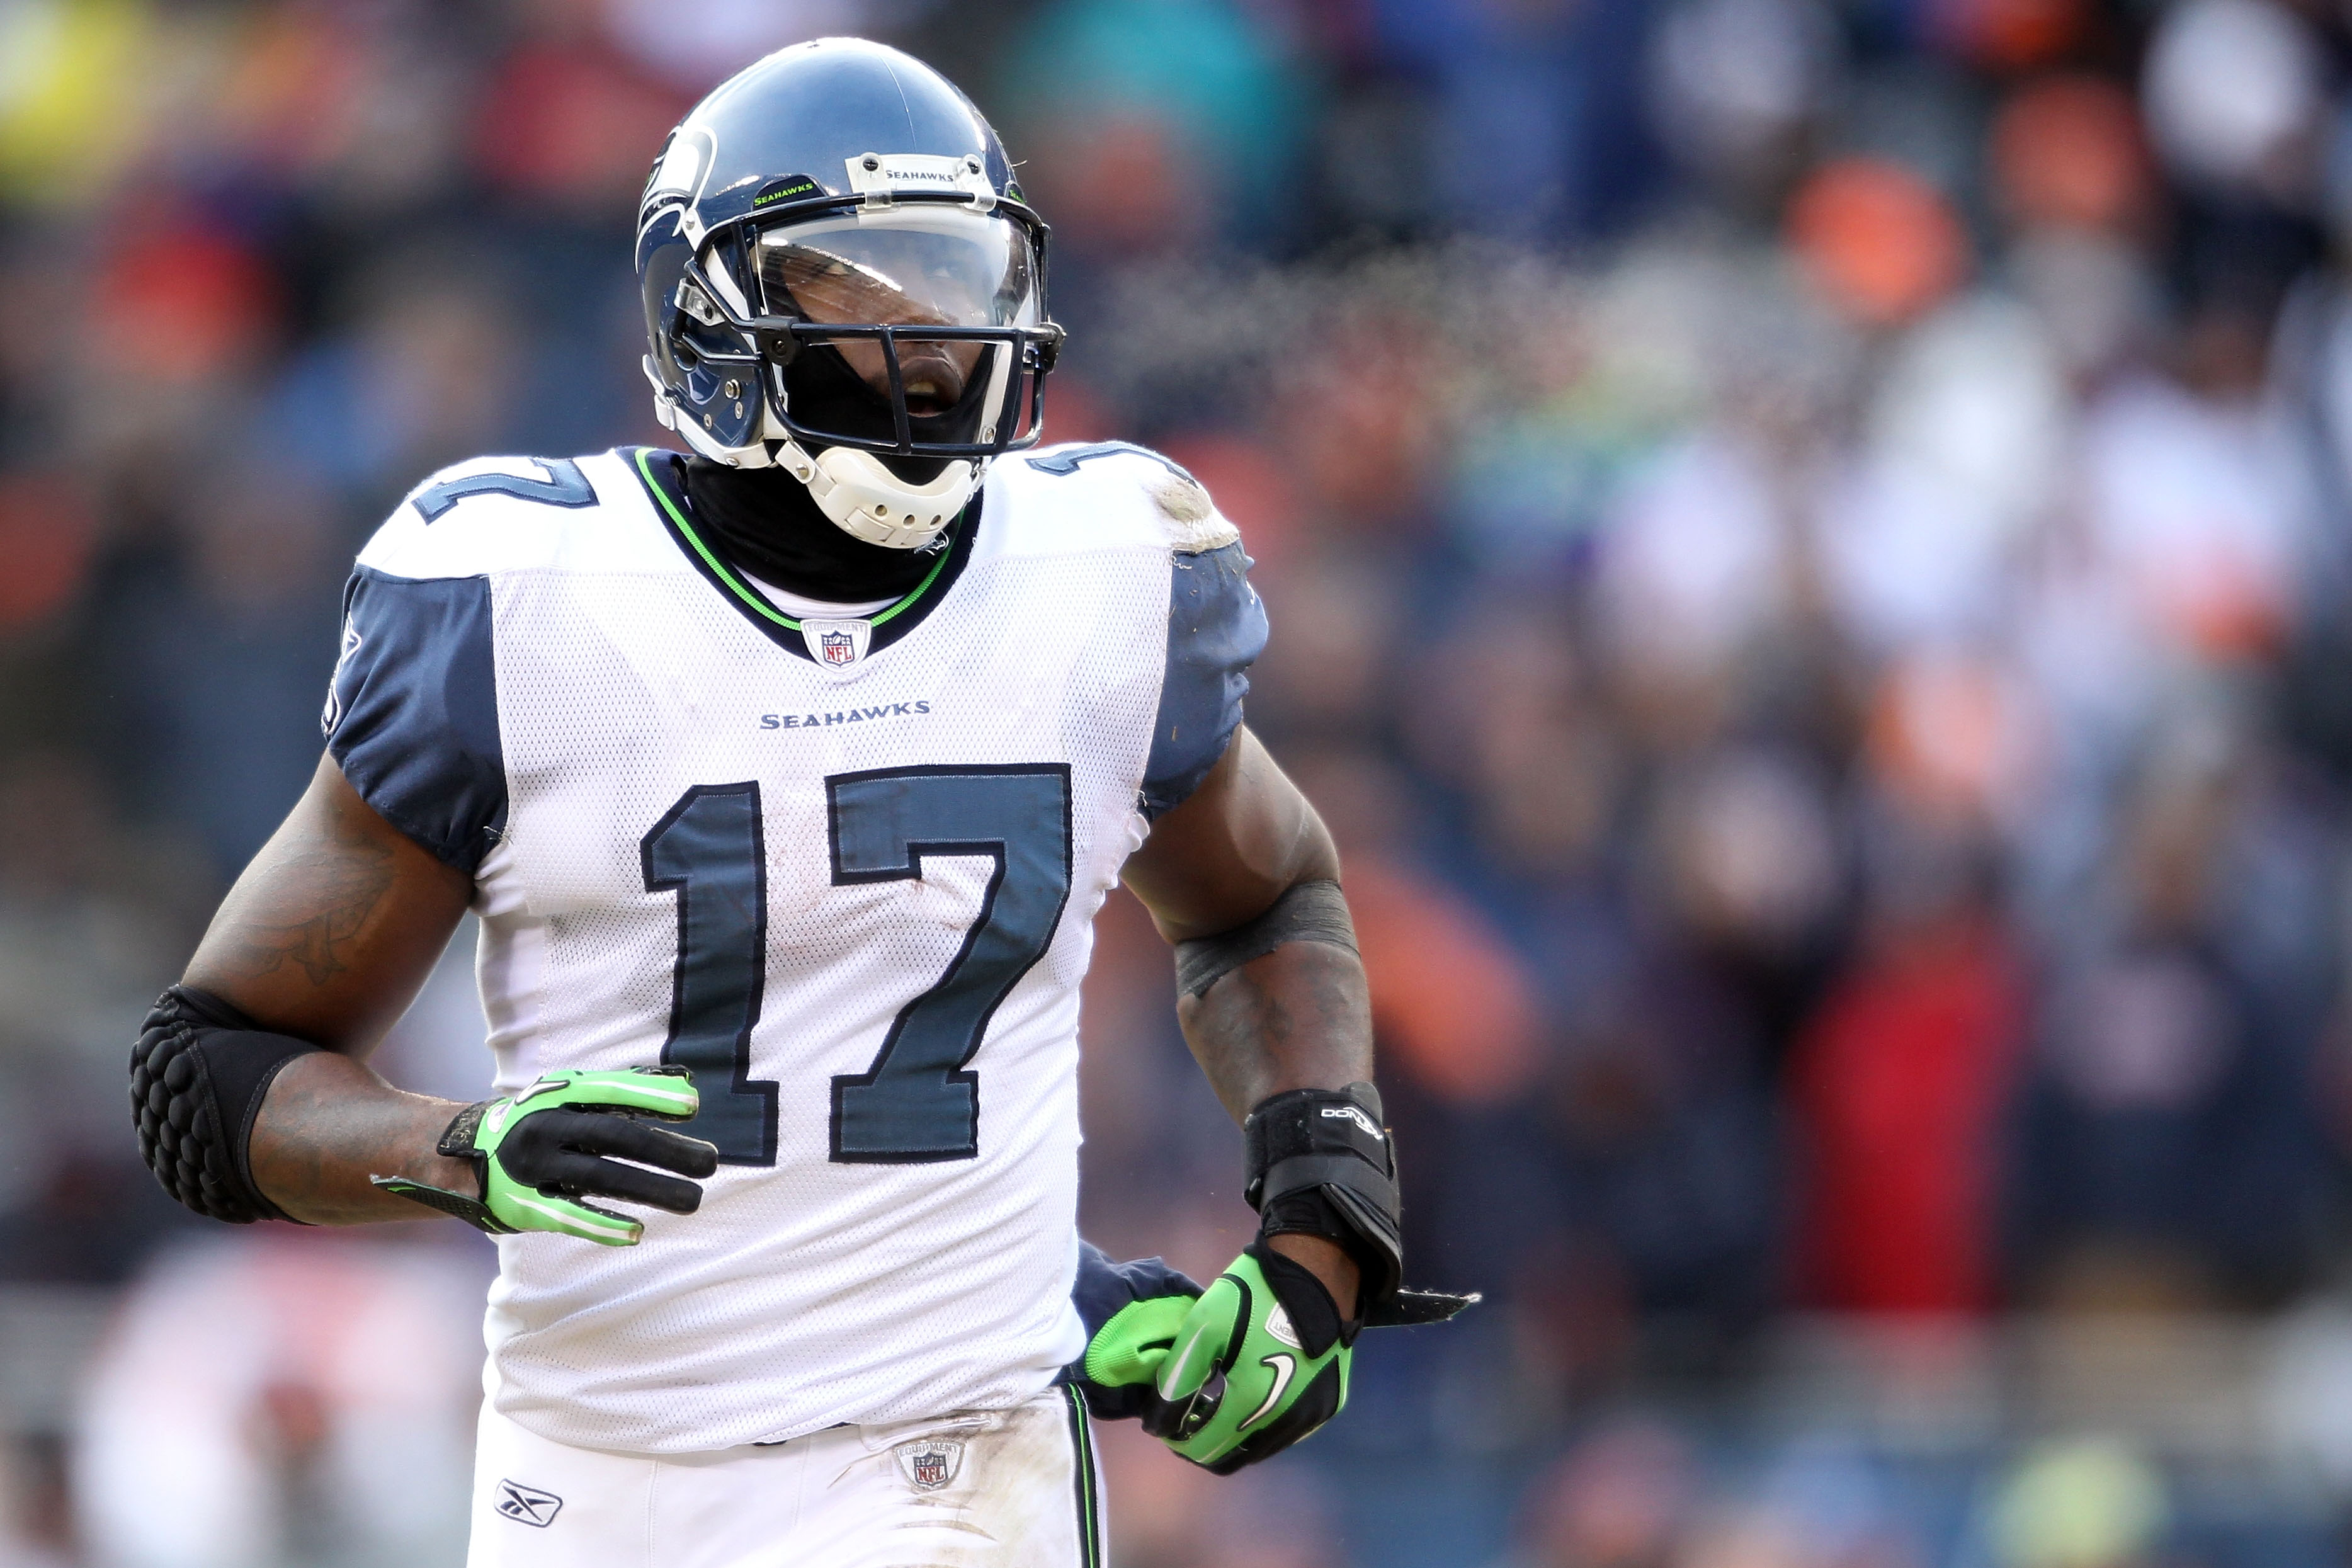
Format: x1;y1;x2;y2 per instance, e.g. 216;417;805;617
467;1387;1101;1567
899;1440;963;1490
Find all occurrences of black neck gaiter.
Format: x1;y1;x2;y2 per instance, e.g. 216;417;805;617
681;455;941;603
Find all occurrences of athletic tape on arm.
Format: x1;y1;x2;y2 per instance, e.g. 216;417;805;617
1173;879;1357;1001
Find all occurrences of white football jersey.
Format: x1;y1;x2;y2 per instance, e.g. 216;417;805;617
324;442;1264;1455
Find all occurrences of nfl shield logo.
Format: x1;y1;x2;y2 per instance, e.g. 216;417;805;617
895;1438;964;1491
802;617;872;668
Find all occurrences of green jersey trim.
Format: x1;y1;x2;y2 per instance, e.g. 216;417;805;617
625;446;979;664
1063;1384;1103;1568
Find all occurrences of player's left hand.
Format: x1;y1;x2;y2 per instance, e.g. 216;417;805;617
1137;1243;1349;1473
1080;1241;1480;1473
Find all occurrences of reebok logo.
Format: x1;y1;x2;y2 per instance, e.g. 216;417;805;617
495;1480;563;1528
320;617;362;736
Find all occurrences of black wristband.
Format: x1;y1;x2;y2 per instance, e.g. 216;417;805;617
1242;1082;1404;1310
130;986;322;1224
1261;1189;1356;1247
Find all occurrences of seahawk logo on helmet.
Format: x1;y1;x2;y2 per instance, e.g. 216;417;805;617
634;38;1064;551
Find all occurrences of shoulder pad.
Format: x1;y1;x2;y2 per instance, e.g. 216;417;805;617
1006;442;1241;556
358;453;614;580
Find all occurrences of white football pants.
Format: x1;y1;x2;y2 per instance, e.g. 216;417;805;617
466;1386;1103;1568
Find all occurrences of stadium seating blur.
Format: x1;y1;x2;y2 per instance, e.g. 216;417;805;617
9;1;2352;1564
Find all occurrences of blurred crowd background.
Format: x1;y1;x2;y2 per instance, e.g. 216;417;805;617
11;0;2352;1565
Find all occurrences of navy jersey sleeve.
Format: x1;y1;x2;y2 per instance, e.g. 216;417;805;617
1139;542;1269;819
322;566;506;873
1062;1241;1205;1419
1069;1241;1204;1331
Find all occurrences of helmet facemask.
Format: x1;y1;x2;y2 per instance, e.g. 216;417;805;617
661;200;1059;550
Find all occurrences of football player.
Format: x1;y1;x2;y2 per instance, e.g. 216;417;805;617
128;38;1466;1567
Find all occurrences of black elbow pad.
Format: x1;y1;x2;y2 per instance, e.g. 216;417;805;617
130;986;321;1224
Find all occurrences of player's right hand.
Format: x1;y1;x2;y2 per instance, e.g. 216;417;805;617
373;1067;719;1246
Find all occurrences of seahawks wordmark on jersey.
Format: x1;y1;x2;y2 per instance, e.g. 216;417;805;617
325;443;1263;1455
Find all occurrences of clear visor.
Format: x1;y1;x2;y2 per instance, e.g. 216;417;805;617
757;208;1039;412
758;207;1039;327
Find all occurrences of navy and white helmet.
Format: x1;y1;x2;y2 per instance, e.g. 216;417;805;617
637;38;1062;550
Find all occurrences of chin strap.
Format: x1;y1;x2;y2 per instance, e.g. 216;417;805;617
646;356;984;551
773;436;978;550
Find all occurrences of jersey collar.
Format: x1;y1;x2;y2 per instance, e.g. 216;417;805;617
627;446;979;664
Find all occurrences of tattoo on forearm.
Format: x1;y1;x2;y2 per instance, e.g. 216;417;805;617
1181;943;1373;1121
226;829;397;986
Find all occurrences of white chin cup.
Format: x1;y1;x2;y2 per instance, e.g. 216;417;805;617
775;438;978;550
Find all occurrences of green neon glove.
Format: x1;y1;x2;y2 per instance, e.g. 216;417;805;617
1077;1243;1480;1472
1082;1293;1203;1405
1140;1244;1353;1474
372;1067;717;1246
